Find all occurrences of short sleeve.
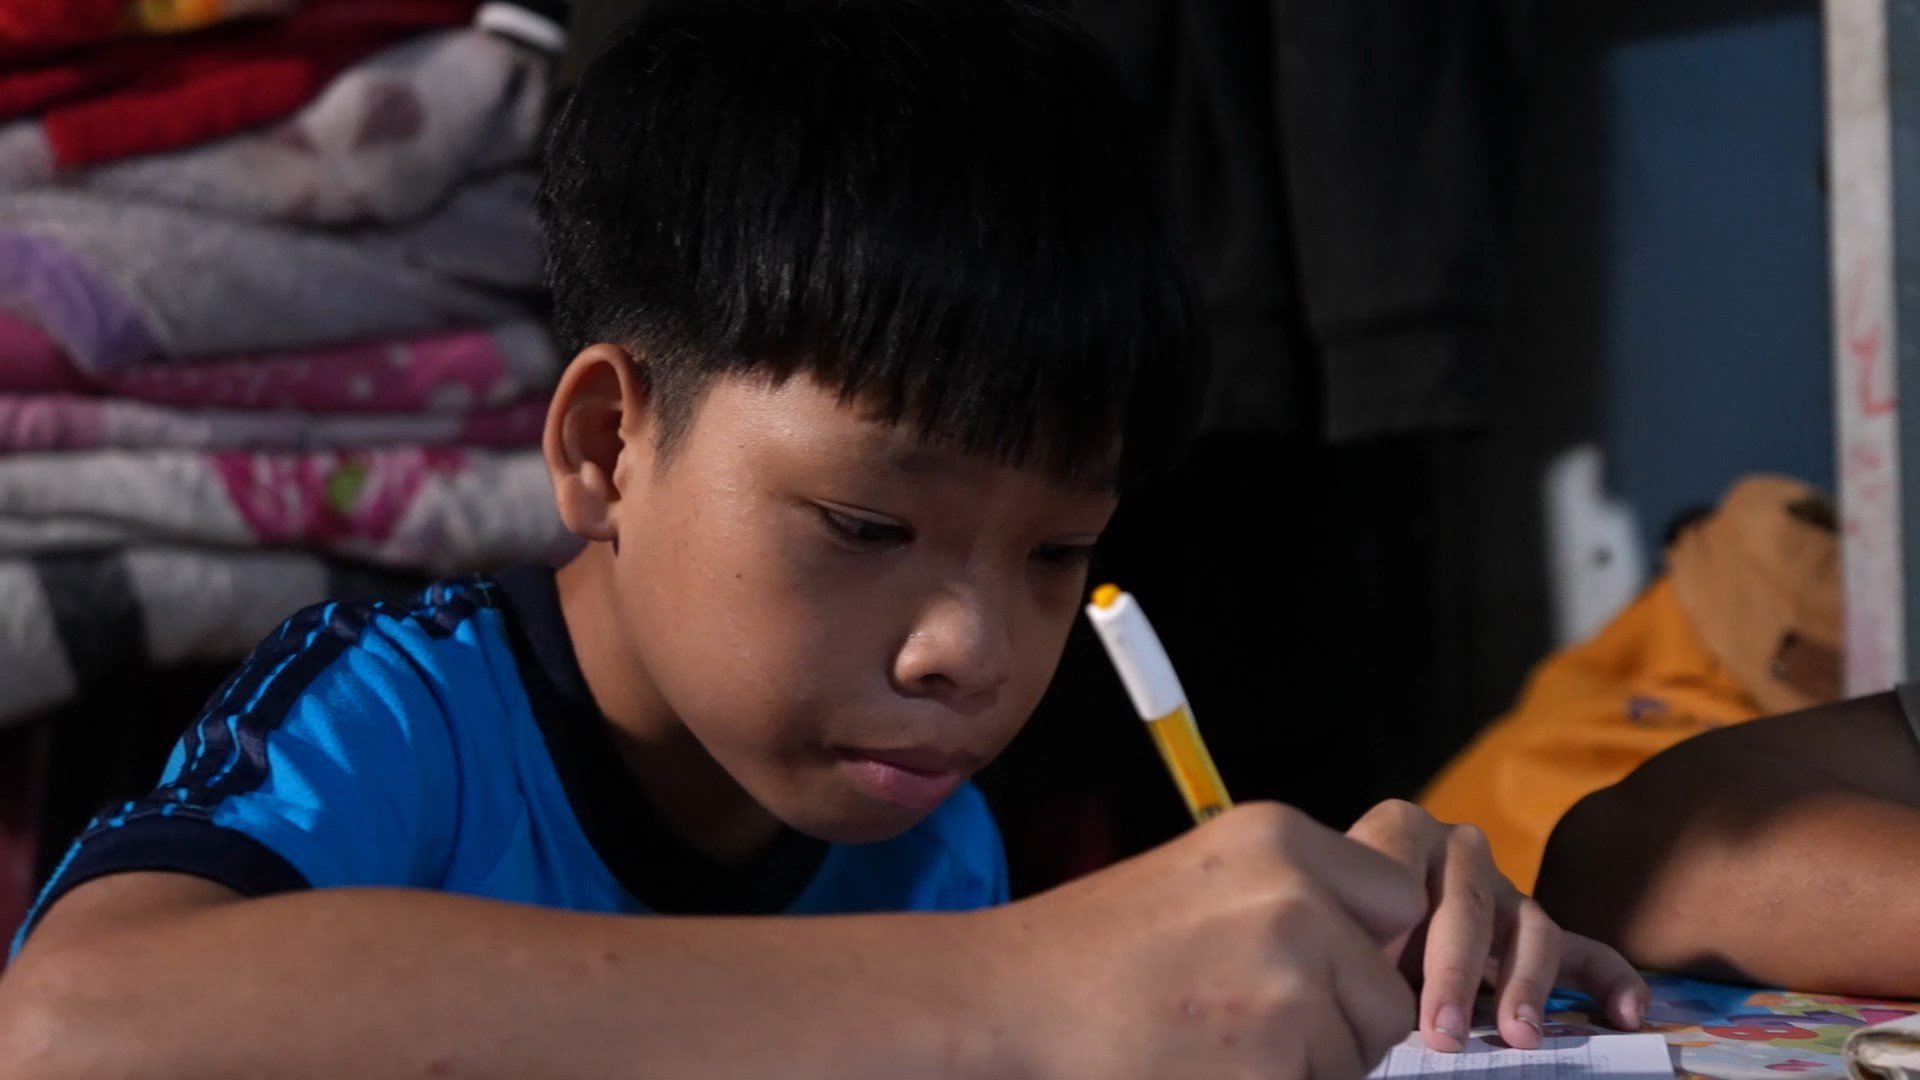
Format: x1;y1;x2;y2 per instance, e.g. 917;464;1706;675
13;601;460;957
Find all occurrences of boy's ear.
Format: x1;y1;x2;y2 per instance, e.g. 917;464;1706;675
543;343;654;542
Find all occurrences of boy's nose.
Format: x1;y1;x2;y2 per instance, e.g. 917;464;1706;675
892;586;1013;708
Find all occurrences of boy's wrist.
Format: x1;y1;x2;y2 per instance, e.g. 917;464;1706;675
944;904;1062;1080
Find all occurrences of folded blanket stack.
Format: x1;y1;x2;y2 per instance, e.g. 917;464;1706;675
0;0;576;727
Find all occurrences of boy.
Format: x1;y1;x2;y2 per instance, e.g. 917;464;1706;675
1537;688;1920;996
0;3;1644;1077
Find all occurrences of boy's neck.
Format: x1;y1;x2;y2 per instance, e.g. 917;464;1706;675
553;547;786;866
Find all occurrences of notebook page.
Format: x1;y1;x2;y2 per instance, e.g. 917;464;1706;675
1368;1034;1675;1080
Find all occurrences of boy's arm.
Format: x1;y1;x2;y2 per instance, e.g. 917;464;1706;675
0;804;1434;1080
1536;692;1920;995
0;871;1012;1080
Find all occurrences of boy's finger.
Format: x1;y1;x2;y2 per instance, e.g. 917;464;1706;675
1491;899;1561;1050
1417;827;1502;1052
1561;933;1650;1031
1319;886;1420;1070
1263;807;1428;944
1345;799;1446;865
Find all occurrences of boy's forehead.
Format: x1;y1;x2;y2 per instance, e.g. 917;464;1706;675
809;422;1113;497
705;373;1120;495
854;415;1120;497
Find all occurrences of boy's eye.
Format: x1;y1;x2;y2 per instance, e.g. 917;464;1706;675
1031;543;1095;571
819;506;912;548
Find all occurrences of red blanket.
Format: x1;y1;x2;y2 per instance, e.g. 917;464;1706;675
0;0;475;168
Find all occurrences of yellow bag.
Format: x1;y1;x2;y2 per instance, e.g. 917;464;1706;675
130;0;295;35
1420;475;1840;893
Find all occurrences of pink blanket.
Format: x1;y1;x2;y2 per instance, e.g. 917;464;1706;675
0;394;548;451
0;446;572;575
0;310;557;412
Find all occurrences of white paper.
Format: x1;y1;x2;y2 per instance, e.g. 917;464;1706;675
1368;1034;1675;1080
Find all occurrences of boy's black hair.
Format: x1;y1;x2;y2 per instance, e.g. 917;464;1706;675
538;0;1205;491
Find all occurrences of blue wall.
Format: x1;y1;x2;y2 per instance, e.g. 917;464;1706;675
1466;3;1834;720
1601;7;1833;556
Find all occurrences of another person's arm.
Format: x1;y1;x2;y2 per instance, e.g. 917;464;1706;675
1536;691;1920;995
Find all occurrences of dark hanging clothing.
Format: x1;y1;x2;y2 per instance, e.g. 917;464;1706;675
1075;0;1517;440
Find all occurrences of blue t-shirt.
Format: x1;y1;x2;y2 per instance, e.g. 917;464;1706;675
13;565;1007;958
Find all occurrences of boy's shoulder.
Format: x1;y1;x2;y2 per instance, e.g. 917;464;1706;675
270;572;513;680
253;566;548;729
11;571;543;956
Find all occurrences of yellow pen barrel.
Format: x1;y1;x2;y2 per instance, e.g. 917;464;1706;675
1144;704;1232;823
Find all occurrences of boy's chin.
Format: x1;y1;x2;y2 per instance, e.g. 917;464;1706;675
777;798;932;846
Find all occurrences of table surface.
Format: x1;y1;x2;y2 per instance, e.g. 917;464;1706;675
1542;974;1918;1080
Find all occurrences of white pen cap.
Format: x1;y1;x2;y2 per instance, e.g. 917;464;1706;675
1085;587;1188;721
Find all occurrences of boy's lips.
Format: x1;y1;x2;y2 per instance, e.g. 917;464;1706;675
832;745;980;811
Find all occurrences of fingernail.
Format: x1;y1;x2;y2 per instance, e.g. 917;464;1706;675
1620;994;1645;1030
1436;1003;1468;1042
1517;1004;1544;1037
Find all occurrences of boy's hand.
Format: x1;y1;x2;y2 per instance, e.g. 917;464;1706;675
990;801;1426;1080
1344;800;1650;1053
